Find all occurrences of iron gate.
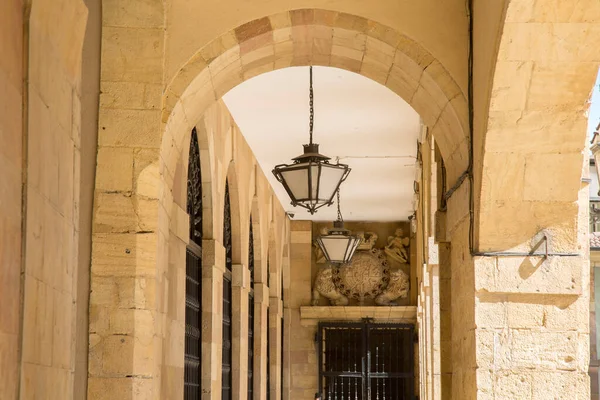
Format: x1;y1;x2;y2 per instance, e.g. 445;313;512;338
317;321;415;400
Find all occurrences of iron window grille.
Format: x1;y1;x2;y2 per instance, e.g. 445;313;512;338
184;128;202;400
248;217;255;400
222;181;233;400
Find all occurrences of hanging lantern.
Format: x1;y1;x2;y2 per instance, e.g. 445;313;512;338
272;66;351;215
315;188;361;264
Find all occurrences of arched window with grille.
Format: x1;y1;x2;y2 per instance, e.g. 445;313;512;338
184;128;202;399
248;217;255;400
281;259;284;400
222;181;233;400
266;256;271;400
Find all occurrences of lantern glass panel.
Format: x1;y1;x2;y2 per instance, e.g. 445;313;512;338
318;234;360;264
318;164;347;203
311;164;319;198
281;165;309;199
346;237;361;260
319;236;347;263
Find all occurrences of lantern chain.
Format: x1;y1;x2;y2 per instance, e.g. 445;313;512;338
336;188;343;222
309;66;314;145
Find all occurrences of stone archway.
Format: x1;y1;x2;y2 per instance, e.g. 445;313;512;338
154;9;471;400
159;9;470;196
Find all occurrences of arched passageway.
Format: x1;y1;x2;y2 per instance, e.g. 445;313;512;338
1;1;596;399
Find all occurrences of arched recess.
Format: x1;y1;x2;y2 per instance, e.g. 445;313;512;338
183;127;203;398
173;120;215;239
159;9;469;202
225;162;243;264
476;0;600;252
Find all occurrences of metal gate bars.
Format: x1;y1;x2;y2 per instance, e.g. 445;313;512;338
317;321;415;400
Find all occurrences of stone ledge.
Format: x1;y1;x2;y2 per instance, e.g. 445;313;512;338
299;306;417;325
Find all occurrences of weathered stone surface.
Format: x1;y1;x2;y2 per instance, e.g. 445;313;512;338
3;2;595;399
475;256;582;295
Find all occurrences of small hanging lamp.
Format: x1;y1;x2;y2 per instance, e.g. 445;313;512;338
272;66;351;215
315;188;361;264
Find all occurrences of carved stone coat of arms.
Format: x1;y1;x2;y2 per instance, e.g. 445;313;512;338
312;230;410;306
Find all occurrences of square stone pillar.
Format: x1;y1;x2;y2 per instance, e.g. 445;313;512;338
288;221;318;397
429;264;441;399
201;240;226;400
472;253;590;399
417;302;425;399
420;271;433;400
232;264;250;399
282;307;291;400
269;297;283;400
254;282;270;400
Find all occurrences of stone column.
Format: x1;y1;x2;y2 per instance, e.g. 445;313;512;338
417;303;425;399
420;272;433;400
288;221;318;398
269;297;283;400
442;171;591;399
201;240;226;400
429;264;441;399
88;0;165;397
254;282;270;399
282;306;291;400
438;242;452;399
232;264;250;399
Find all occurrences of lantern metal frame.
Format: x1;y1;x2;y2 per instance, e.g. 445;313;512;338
315;189;361;265
272;66;351;215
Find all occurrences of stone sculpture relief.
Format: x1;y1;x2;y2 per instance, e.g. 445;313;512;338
384;228;410;264
312;233;410;306
311;265;349;306
356;231;378;251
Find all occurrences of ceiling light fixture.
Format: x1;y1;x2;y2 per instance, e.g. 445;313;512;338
272;66;351;215
315;188;361;265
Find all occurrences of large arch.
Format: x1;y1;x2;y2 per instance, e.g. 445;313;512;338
155;11;470;400
159;9;470;198
86;1;597;399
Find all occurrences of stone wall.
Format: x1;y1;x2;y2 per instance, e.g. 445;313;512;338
0;0;24;398
0;0;90;398
1;1;596;399
88;97;289;399
1;1;93;398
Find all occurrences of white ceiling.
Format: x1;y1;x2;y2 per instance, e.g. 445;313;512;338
223;66;421;221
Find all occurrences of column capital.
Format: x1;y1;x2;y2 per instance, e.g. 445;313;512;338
232;263;249;288
202;239;225;274
269;297;283;316
254;283;270;304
